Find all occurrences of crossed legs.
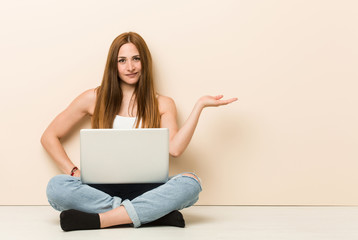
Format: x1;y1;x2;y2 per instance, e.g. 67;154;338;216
47;173;202;231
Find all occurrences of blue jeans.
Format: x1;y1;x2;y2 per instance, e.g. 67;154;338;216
46;173;202;227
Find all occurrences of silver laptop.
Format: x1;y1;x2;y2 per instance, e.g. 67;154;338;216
80;128;169;184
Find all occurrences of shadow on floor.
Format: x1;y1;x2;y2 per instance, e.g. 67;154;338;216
184;212;214;225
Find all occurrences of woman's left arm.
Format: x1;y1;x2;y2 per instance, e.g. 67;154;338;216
159;95;238;157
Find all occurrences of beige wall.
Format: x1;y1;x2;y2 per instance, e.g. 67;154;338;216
0;0;357;205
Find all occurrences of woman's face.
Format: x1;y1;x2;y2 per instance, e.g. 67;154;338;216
117;43;142;85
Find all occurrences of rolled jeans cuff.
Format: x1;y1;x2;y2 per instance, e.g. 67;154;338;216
112;196;122;209
121;199;141;228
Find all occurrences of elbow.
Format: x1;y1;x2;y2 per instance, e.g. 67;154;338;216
169;147;182;158
41;130;56;148
170;152;180;158
40;131;48;147
169;140;185;158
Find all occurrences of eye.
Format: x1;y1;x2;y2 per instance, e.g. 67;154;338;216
133;56;140;61
118;58;125;63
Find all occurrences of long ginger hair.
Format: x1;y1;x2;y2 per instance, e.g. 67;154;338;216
92;32;160;128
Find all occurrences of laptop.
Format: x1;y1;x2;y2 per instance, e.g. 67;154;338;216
80;128;169;184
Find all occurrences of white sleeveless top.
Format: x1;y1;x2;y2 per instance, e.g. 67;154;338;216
113;115;140;129
113;94;157;129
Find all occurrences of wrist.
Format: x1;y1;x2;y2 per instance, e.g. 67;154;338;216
195;99;205;111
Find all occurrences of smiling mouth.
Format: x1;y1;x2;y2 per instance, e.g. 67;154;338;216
126;73;138;77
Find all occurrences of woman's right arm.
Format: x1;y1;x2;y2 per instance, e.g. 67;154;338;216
40;89;96;176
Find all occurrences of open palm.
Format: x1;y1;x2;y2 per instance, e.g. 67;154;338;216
199;95;238;108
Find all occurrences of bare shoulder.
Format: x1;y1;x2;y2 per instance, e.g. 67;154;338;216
157;95;177;115
72;88;97;115
79;88;97;102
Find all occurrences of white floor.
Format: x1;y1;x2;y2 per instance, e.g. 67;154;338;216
1;206;358;240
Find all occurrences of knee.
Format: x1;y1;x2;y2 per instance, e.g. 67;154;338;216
46;175;77;203
178;172;202;195
174;172;202;208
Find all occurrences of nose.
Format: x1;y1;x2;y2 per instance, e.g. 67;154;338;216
127;60;135;72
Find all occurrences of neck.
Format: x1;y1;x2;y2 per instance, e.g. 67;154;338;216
120;81;136;98
119;81;137;117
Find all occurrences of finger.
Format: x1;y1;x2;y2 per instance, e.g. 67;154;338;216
228;97;238;103
218;98;238;105
214;95;224;100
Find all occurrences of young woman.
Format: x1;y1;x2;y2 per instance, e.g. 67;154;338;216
41;32;237;231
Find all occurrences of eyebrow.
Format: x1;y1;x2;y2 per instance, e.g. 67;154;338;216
118;55;140;59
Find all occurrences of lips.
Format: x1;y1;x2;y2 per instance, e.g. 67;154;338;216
126;73;138;77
